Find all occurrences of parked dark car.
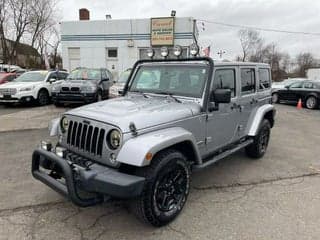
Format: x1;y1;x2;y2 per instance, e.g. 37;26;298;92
272;80;320;109
51;68;113;106
0;72;16;84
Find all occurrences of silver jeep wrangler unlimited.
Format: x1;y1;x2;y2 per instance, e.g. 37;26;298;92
32;57;275;227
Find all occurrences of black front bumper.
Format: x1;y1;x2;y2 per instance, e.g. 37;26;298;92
32;148;145;207
52;92;96;103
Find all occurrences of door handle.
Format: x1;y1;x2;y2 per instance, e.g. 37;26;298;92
250;98;258;104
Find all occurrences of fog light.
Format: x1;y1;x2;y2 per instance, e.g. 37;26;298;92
160;46;169;58
40;141;52;151
173;45;182;57
147;48;155;58
55;146;67;158
190;43;199;56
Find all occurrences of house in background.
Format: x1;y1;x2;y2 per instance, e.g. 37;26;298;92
0;39;41;68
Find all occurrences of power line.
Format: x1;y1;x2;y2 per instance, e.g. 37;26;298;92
197;19;320;36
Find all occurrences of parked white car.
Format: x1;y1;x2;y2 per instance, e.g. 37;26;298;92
0;70;68;106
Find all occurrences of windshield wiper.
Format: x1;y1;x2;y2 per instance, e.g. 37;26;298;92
156;92;181;103
130;90;149;98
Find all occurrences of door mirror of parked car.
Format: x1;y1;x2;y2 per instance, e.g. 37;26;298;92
49;78;56;83
208;89;232;111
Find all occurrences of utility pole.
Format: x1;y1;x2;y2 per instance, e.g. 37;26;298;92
217;50;226;59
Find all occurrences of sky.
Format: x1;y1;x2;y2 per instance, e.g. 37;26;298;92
58;0;320;60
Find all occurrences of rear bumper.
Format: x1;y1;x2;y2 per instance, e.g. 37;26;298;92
31;148;145;207
52;93;96;103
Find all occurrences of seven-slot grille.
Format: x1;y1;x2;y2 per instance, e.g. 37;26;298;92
0;88;17;95
67;120;105;156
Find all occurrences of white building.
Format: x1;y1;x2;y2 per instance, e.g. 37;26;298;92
61;10;198;78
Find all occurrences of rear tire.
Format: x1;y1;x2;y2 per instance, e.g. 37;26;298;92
129;149;190;227
37;89;50;106
305;96;318;109
245;119;271;159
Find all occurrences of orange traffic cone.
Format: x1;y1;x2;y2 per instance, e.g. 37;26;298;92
297;99;302;109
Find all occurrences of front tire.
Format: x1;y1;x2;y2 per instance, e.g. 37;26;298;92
245;119;271;159
130;149;190;227
37;90;50;106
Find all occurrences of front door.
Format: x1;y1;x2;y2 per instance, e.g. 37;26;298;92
206;67;241;154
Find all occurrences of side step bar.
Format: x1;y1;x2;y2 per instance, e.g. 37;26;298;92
193;139;254;171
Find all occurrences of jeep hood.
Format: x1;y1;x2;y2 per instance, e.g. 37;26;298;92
66;95;201;133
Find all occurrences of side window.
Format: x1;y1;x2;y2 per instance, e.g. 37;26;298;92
48;72;57;80
258;68;271;90
290;82;303;88
303;82;313;89
241;68;256;95
212;69;236;97
57;72;67;80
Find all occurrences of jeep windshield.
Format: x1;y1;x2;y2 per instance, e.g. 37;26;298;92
14;71;48;82
67;68;101;81
129;65;209;98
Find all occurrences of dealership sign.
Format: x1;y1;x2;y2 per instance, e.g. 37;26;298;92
151;17;175;46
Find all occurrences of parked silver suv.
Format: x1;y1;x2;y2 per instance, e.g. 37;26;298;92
32;57;275;227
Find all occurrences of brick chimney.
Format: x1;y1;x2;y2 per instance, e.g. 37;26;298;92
79;8;90;20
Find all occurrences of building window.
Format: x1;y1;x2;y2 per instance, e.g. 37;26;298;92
241;68;256;95
107;48;118;58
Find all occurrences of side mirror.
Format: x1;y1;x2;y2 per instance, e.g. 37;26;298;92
208;89;232;111
49;78;56;83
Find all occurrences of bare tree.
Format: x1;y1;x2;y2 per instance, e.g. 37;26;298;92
296;52;315;77
238;29;263;62
28;0;57;48
0;0;9;63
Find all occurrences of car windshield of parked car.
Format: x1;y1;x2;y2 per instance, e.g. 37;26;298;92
118;70;131;83
67;69;101;81
14;71;47;82
129;65;209;98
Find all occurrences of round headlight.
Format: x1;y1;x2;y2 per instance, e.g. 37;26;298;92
107;129;121;149
60;117;69;133
190;43;199;56
160;46;169;57
173;45;182;57
147;48;155;58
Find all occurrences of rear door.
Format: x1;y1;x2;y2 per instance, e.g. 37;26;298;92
237;67;259;136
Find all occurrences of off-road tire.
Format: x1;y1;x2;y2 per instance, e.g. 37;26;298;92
305;96;318;109
129;149;191;227
37;89;50;106
245;119;271;159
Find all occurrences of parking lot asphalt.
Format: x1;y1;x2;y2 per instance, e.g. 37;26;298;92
0;103;320;239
